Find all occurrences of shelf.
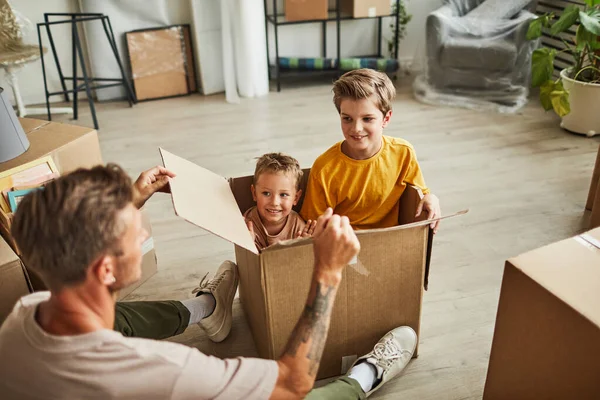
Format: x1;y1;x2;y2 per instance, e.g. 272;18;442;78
266;10;396;26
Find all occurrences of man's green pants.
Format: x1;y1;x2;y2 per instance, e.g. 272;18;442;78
114;301;366;399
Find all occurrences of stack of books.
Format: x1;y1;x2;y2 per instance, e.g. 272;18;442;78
0;156;59;248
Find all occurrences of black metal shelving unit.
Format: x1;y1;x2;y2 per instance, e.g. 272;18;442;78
265;0;401;91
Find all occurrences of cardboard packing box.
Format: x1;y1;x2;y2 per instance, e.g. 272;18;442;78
161;148;463;379
0;234;31;325
0;118;157;295
341;0;391;18
586;145;600;229
285;0;328;22
483;228;600;399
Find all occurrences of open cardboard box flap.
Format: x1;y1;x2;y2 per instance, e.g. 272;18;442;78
161;148;467;253
160;148;259;254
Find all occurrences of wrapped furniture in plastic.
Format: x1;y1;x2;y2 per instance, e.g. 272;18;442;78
413;0;539;113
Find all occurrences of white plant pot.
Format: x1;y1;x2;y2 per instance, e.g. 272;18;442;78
560;69;600;137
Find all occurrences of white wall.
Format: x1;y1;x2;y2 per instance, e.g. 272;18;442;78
0;0;80;106
401;0;444;70
189;0;224;95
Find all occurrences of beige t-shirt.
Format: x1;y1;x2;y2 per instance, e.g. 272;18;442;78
0;292;278;400
244;206;306;251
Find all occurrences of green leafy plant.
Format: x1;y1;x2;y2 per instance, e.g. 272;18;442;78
527;0;600;117
388;1;412;56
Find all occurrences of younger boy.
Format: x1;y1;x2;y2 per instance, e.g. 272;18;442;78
245;153;316;250
300;68;441;232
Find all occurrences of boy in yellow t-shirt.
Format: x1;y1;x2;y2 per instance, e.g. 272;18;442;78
300;69;441;232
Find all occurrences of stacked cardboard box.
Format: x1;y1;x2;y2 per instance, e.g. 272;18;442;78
161;148;464;379
0;234;31;325
484;228;600;398
0;118;157;299
341;0;392;18
586;145;600;229
285;0;328;21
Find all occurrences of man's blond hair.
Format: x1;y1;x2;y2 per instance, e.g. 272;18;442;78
254;153;303;190
332;68;396;116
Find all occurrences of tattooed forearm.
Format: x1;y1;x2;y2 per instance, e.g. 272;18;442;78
284;281;337;376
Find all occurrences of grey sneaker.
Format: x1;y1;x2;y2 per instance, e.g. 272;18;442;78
191;260;239;343
349;326;417;397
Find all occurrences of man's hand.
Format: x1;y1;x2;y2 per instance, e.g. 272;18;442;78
132;166;176;209
296;220;317;238
415;193;441;234
312;208;360;275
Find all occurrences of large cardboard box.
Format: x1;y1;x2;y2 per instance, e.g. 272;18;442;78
0;118;157;294
0;235;31;325
340;0;391;18
285;0;328;22
586;145;600;228
483;228;600;399
161;148;463;379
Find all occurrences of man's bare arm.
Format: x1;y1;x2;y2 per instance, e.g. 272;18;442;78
269;210;359;399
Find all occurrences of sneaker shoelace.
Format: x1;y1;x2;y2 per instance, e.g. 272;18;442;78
370;338;409;374
191;271;225;295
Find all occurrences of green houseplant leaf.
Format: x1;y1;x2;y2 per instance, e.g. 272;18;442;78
527;14;553;40
549;80;570;117
576;24;600;51
550;5;580;36
579;10;600;36
527;18;544;40
539;80;556;111
531;48;557;87
583;0;600;8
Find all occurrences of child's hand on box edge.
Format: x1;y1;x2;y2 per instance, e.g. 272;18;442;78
297;220;317;238
416;193;441;234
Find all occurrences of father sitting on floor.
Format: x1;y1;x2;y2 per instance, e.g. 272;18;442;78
0;164;417;399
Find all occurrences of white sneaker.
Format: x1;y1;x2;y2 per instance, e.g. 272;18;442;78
349;326;417;397
191;260;239;343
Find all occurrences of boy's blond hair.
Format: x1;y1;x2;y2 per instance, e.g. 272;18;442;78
332;68;396;116
254;153;303;190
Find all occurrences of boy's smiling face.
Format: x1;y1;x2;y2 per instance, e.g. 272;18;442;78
251;171;301;228
339;95;392;160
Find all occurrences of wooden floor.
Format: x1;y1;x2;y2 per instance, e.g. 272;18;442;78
52;78;600;399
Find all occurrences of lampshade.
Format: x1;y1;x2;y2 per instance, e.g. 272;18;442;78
0;86;29;163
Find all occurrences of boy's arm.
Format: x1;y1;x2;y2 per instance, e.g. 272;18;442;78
403;148;430;195
300;173;331;222
404;147;441;233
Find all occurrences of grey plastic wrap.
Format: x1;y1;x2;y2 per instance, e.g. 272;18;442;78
413;0;540;113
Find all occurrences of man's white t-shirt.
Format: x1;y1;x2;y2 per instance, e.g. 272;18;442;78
0;292;278;400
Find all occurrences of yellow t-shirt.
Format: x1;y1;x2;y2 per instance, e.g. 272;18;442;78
300;136;429;230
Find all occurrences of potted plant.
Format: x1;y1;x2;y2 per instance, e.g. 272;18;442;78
527;0;600;137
